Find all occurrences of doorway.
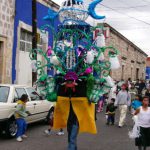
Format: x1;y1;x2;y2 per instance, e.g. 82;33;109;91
136;68;139;80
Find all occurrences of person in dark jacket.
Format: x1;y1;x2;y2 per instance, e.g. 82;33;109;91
106;98;117;125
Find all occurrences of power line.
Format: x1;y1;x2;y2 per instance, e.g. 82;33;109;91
100;4;150;26
97;4;150;10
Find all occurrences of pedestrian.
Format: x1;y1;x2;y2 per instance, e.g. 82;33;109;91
44;107;64;136
115;84;131;128
145;87;150;100
134;96;150;150
15;94;29;142
139;80;146;95
97;96;105;112
129;83;138;112
131;95;142;114
127;78;132;89
105;98;117;125
129;83;138;102
146;80;150;89
135;79;140;94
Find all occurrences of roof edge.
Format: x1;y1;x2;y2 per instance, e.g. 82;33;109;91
104;23;148;57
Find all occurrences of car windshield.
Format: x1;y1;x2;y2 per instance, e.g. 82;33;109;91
0;86;10;102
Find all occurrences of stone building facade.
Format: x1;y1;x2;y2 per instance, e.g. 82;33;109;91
0;0;59;84
104;24;147;81
0;0;15;83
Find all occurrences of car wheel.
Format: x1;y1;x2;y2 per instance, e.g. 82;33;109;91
45;107;54;124
5;119;17;138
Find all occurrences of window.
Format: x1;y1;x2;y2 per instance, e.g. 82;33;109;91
15;88;27;99
27;88;41;101
20;29;42;52
0;86;10;102
14;91;19;102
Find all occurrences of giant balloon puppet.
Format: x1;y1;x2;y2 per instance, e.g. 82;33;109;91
30;0;120;149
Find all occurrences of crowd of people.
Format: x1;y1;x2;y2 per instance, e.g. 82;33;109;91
96;78;150;150
14;78;150;150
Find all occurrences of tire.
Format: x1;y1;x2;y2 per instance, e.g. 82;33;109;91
45;107;54;124
5;119;17;138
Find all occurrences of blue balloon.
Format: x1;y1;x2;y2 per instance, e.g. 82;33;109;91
88;0;105;20
75;0;83;2
43;9;58;20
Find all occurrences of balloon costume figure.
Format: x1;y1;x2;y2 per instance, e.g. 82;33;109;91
30;0;120;149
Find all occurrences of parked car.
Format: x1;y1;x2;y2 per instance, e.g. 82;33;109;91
0;84;54;137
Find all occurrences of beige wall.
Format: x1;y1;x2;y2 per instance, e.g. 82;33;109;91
0;0;15;83
105;29;147;81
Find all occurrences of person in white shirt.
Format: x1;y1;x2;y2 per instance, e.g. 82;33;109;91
115;84;131;127
134;96;150;150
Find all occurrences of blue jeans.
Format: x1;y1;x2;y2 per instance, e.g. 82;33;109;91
67;123;79;150
107;115;115;124
16;118;27;137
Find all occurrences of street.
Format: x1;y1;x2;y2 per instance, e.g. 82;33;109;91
1;109;149;150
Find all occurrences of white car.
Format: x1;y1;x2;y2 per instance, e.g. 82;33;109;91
0;84;54;137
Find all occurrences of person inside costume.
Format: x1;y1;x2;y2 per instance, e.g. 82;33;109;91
53;72;97;150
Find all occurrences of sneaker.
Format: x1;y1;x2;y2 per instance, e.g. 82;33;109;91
22;134;28;138
44;129;51;135
16;136;23;142
56;131;64;136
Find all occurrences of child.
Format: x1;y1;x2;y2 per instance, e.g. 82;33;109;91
134;96;150;150
131;95;142;113
105;98;117;125
15;94;29;142
44;107;64;136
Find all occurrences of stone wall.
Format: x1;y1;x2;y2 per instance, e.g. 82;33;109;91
0;0;15;83
105;25;147;81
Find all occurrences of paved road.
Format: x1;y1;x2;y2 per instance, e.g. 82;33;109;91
0;109;149;150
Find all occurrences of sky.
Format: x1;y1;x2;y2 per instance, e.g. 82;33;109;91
52;0;150;56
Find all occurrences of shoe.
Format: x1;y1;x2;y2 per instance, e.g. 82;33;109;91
16;136;23;142
44;129;51;135
22;134;27;138
118;126;122;128
56;131;64;136
106;122;109;125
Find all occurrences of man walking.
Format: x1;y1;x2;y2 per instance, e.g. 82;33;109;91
115;84;131;128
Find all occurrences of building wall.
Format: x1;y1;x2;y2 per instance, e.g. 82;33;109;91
12;0;60;84
146;57;150;67
0;0;15;83
105;27;147;81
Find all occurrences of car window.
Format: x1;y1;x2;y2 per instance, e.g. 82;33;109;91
15;88;27;99
13;91;19;103
0;86;10;102
26;88;41;101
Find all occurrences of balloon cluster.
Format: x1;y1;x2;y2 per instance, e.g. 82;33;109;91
30;0;120;103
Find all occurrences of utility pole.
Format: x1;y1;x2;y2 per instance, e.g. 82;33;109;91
32;0;37;86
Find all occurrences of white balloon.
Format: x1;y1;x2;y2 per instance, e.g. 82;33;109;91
109;56;120;70
96;34;105;48
50;56;59;66
104;76;115;87
86;51;94;64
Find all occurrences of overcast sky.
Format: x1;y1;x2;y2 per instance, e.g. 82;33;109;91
53;0;150;56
